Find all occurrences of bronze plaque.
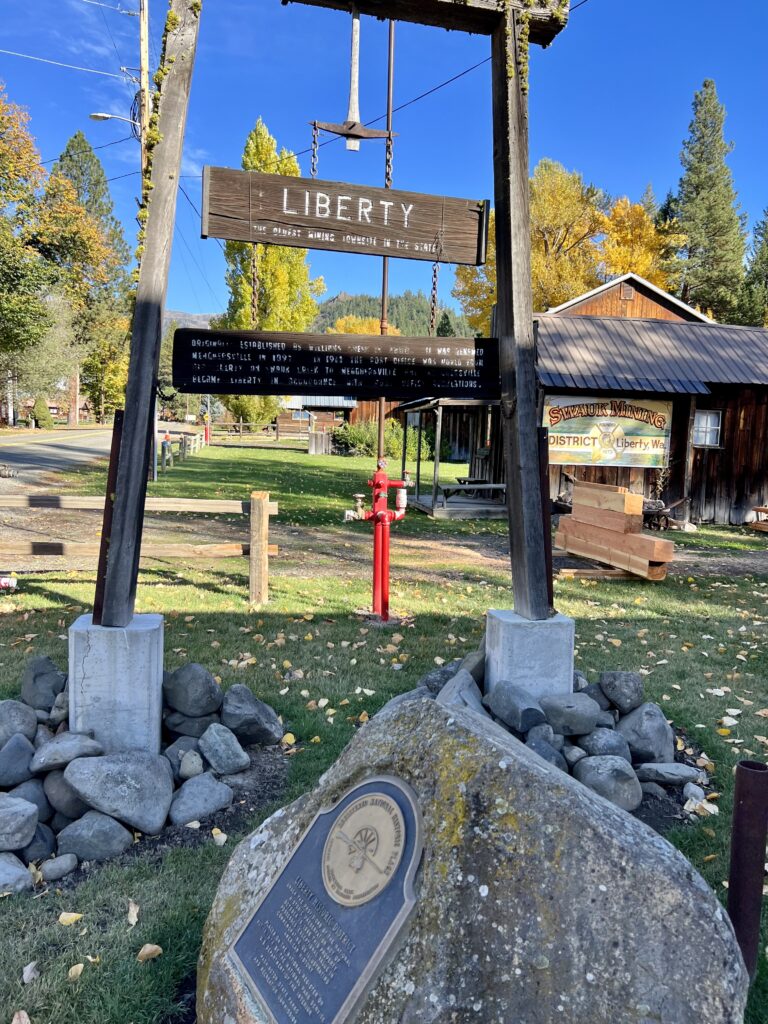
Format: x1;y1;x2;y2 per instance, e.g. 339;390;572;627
202;167;489;266
230;776;423;1024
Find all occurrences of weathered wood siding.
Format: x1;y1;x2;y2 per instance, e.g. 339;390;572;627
689;387;768;524
552;280;699;323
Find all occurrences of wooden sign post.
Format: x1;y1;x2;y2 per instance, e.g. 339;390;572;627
100;2;202;627
284;0;569;621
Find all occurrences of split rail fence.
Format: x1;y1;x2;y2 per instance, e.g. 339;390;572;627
0;491;278;606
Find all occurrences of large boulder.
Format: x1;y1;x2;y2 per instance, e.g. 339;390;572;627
573;755;643;812
617;703;675;764
164;663;223;717
198;699;747;1024
57;811;133;863
220;686;283;746
0;795;38;851
21;655;66;711
30;732;103;773
64;753;173;835
598;671;644;714
540;692;601;736
0;700;37;747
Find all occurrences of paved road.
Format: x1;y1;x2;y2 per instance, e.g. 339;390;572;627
0;428;113;479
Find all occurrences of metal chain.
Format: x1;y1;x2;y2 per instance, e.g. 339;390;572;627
310;121;319;179
429;260;440;336
385;132;394;189
251;246;259;328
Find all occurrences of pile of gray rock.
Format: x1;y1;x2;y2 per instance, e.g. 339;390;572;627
412;653;709;816
0;656;283;894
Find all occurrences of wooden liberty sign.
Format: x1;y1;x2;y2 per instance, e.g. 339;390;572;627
173;328;499;400
203;168;489;265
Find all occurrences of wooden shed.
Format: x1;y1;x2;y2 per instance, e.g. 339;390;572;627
400;275;768;524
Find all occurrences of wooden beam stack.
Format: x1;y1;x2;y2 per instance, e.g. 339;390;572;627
555;481;674;580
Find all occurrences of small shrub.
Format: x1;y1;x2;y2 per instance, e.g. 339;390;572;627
32;398;54;429
332;419;429;462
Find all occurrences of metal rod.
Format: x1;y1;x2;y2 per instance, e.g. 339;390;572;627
346;5;361;151
377;18;395;462
727;759;768;979
92;409;124;626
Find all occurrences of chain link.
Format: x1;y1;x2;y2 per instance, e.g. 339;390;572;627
310;122;319;179
429;260;440;336
385;132;394;189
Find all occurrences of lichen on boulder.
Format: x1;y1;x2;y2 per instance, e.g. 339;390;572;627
198;699;747;1024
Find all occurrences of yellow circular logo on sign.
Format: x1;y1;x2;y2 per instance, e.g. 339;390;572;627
321;793;405;907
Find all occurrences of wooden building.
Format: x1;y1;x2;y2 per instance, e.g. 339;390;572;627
400;274;768;525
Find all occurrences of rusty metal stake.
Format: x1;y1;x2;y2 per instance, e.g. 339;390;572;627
727;759;768;979
92;410;124;626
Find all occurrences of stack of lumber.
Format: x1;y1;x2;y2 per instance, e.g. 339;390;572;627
555;481;674;581
749;506;768;532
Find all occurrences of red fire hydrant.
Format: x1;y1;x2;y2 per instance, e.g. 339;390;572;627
346;460;411;621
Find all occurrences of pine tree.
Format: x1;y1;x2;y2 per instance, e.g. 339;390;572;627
214;119;324;333
678;79;745;320
733;210;768;326
640;183;658;220
436;311;454;336
52;132;131;274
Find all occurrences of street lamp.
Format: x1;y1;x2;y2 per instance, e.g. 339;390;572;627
89;112;140;127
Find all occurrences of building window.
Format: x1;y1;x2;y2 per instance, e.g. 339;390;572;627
693;409;722;447
291;410;311;421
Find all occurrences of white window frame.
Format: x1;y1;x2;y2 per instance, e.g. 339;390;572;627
693;409;722;448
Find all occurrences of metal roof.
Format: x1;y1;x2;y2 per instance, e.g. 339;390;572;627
536;316;768;394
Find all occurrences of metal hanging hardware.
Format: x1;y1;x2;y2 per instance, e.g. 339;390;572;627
309;4;395;173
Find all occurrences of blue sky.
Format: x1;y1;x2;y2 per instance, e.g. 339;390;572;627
1;0;766;318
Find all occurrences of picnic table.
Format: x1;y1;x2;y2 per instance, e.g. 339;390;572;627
438;481;506;507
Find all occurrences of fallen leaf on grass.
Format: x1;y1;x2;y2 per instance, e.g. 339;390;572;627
11;1013;31;1024
755;709;768;718
58;912;83;926
68;963;84;982
434;657;445;666
703;854;718;863
358;711;369;724
211;828;228;847
22;962;39;984
127;900;140;929
281;733;296;746
137;944;163;963
185;821;201;830
85;955;100;965
310;736;321;744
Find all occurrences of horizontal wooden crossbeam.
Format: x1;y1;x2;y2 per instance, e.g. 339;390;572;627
282;0;569;44
0;542;279;560
0;495;278;516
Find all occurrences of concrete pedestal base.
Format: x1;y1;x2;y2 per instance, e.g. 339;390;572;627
69;613;164;754
485;610;574;700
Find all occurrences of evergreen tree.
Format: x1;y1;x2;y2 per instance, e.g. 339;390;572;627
640;183;658;220
52;132;130;274
436;311;454;336
733;209;768;326
214;118;324;332
678;79;745;320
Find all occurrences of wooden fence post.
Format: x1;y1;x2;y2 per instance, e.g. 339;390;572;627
249;491;270;606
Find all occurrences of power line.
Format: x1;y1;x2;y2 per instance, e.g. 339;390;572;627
78;0;138;14
179;183;226;253
0;47;131;80
106;169;140;182
42;135;134;165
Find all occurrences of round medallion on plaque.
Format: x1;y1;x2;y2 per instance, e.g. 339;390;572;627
322;792;406;907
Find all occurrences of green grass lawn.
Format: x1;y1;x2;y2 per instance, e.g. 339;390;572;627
1;444;766;1022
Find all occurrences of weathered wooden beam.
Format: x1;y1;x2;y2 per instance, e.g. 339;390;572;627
282;0;569;45
0;542;279;559
100;0;202;627
492;11;550;620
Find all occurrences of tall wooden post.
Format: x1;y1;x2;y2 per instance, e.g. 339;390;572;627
249;491;270;607
491;10;551;620
101;2;202;628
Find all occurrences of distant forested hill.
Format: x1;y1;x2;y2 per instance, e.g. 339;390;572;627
313;290;473;336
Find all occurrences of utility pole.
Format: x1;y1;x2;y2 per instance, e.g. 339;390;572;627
377;19;395;462
139;0;150;180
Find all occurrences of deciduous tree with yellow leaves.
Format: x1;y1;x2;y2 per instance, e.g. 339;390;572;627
327;315;401;336
601;196;684;290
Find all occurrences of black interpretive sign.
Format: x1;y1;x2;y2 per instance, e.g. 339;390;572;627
172;328;500;401
230;776;423;1024
202;167;489;266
